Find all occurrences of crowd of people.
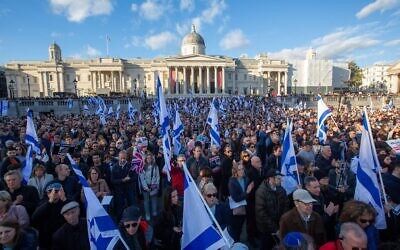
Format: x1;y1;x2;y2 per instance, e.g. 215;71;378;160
0;95;399;250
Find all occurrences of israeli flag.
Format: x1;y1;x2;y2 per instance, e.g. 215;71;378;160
0;100;9;116
83;104;90;113
173;106;184;156
116;103;121;120
67;154;128;250
25;109;41;155
107;106;114;117
182;166;226;250
128;100;136;125
67;98;73;109
157;76;172;178
354;108;387;229
280;119;298;195
22;145;33;184
317;95;332;144
206;98;221;148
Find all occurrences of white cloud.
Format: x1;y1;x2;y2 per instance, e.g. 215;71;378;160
176;22;190;36
356;0;400;19
385;39;400;46
49;0;113;22
86;45;101;57
51;32;61;38
140;0;164;21
217;16;230;33
144;31;177;50
201;0;226;23
219;29;250;50
69;53;82;59
180;0;195;12
124;36;142;48
269;24;381;61
131;3;138;12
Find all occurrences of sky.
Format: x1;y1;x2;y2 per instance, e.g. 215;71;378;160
1;0;400;67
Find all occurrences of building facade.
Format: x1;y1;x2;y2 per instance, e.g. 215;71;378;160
387;61;400;93
361;64;391;90
3;26;348;98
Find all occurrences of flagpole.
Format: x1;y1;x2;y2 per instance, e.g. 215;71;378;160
363;107;389;205
182;164;232;248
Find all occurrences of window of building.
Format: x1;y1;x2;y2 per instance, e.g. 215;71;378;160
137;74;140;80
235;74;238;81
193;47;195;54
66;74;70;81
148;74;151;81
88;75;91;81
77;75;80;81
49;74;53;81
228;73;232;80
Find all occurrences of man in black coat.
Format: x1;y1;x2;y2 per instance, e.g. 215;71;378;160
52;201;90;250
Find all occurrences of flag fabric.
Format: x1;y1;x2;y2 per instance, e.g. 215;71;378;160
22;145;33;184
83;104;90;113
280;119;298;195
206;98;221;148
107;106;114;117
128;100;136;124
25;109;41;155
95;104;107;125
0;100;9;116
157;76;172;178
173;106;184;156
131;149;144;174
354;108;387;229
182;166;226;250
116;103;121;120
67;98;73;109
317;95;332;144
67;154;127;250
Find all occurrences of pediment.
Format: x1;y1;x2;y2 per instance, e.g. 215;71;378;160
388;61;400;74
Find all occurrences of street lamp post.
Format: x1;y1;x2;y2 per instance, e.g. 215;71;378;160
73;79;78;97
294;79;298;95
9;80;15;99
26;75;31;98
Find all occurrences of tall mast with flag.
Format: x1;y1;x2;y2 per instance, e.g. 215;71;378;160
106;35;111;57
206;98;221;148
317;95;332;144
354;107;387;229
280;118;299;195
157;75;172;179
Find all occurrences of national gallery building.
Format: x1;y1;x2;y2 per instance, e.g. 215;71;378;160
2;25;354;98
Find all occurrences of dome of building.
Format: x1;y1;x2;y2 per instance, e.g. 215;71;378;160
49;42;61;50
181;24;206;56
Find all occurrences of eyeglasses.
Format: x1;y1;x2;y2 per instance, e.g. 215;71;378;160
124;222;138;229
206;193;218;198
243;155;249;158
47;189;60;193
359;219;375;224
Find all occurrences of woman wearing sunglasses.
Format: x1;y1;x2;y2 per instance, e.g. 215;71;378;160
201;183;230;233
339;200;378;250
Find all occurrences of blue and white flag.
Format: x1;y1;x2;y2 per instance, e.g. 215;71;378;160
83;104;90;113
67;154;128;250
206;98;221;148
116;103;121;120
25;109;41;155
280;119;298;195
182;167;226;250
0;100;9;116
354;108;387;229
95;104;107;125
128;100;136;125
107;106;114;117
173;106;184;156
67;98;73;109
317;95;332;144
157;76;172;178
22;145;33;184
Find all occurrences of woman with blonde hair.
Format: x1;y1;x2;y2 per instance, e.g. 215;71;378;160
0;191;29;228
27;164;54;200
139;152;160;221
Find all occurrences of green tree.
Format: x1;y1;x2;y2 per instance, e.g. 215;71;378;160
346;61;363;88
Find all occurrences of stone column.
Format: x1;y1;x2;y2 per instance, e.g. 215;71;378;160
277;71;281;96
222;67;225;94
214;66;218;94
284;72;287;95
199;67;203;94
175;67;179;94
119;71;122;92
90;72;94;91
190;66;194;94
59;71;64;92
183;67;187;94
233;70;236;94
207;67;210;94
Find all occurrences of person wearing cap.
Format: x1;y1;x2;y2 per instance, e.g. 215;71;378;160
279;189;326;247
52;201;89;250
114;206;153;250
31;181;69;249
281;232;315;250
255;168;289;249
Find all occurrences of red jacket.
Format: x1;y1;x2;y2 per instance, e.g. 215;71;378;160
170;163;184;197
319;240;341;250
